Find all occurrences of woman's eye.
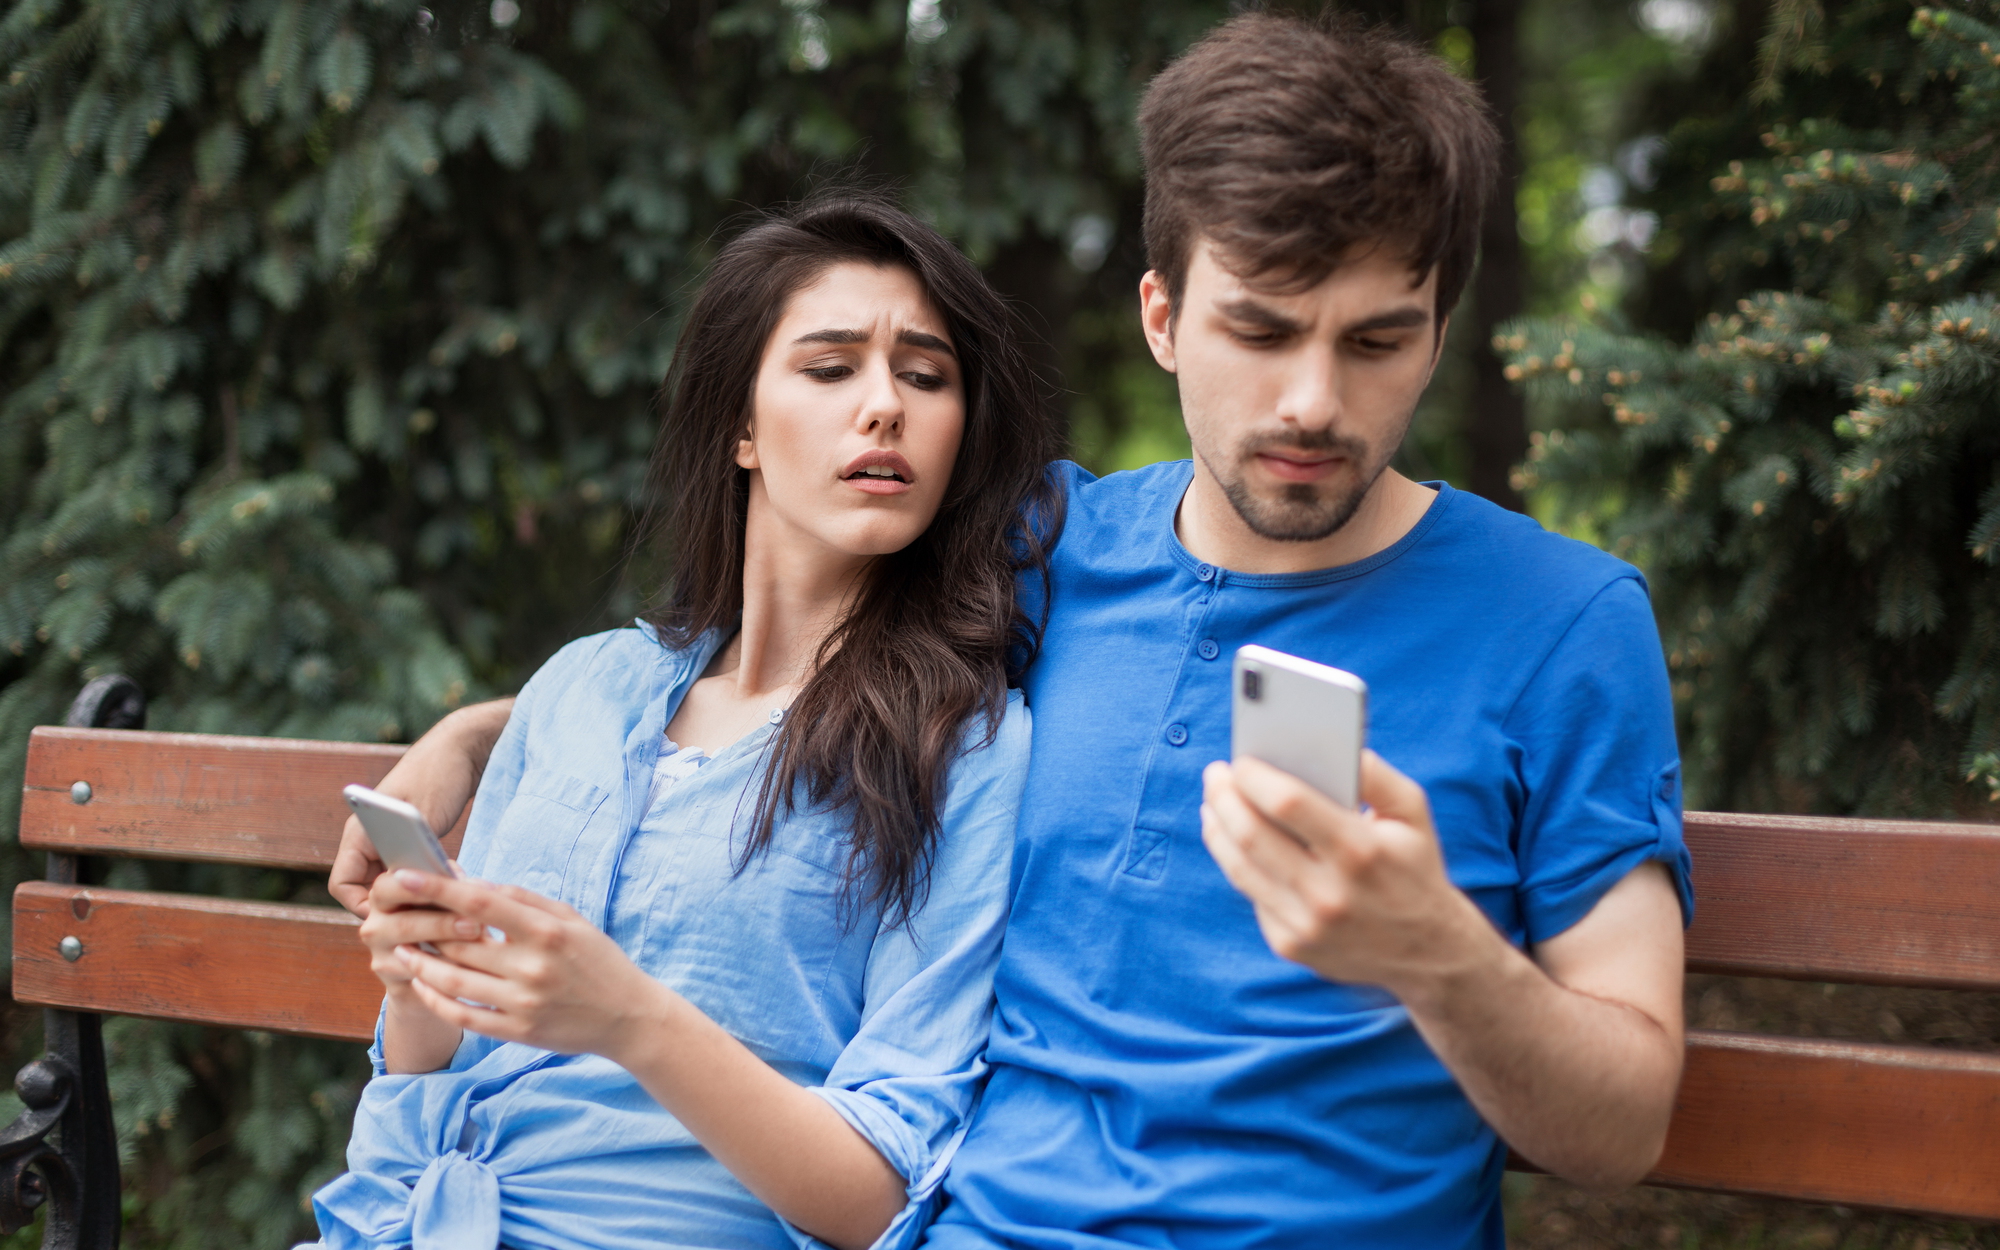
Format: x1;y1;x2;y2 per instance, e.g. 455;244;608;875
805;365;853;381
901;371;947;391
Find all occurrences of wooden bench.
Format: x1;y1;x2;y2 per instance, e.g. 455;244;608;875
7;718;2000;1247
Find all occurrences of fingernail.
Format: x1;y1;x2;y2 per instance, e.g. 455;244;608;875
454;918;480;937
395;946;415;964
396;870;428;890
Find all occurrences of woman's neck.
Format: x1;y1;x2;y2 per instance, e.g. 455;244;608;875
716;497;874;701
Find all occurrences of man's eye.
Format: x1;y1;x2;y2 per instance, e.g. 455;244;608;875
1232;329;1285;347
1354;337;1400;354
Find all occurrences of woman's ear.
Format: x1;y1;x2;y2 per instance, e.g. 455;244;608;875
734;424;759;470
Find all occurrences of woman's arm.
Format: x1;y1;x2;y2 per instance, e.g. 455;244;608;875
388;873;906;1250
330;699;516;918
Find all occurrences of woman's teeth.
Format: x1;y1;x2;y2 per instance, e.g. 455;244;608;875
854;466;902;479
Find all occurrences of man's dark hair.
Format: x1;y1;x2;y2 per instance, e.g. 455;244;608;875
631;192;1062;928
1139;12;1500;321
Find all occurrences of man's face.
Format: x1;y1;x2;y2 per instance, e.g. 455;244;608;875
1141;242;1443;543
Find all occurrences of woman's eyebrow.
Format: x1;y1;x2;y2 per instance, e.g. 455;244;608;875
898;329;955;357
791;328;955;358
793;328;869;346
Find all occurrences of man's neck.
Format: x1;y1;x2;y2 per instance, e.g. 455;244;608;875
1175;463;1438;576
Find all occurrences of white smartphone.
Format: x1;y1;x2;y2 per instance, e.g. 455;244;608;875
342;784;459;878
1231;645;1368;809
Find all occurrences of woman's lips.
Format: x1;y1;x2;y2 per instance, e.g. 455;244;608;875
842;449;916;495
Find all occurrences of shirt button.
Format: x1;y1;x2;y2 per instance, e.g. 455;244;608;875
1166;723;1189;746
1197;639;1220;661
1658;776;1675;800
1196;564;1215;582
769;708;785;725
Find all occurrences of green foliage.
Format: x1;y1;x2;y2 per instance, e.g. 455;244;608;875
0;0;1232;1240
0;0;1228;1240
1506;0;2000;816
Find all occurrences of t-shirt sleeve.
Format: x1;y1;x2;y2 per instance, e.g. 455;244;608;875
782;698;1030;1250
1505;574;1693;945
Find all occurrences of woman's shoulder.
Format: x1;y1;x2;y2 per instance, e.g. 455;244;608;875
515;623;703;712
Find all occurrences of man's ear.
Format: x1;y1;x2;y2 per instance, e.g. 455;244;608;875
1425;313;1451;386
1139;270;1179;374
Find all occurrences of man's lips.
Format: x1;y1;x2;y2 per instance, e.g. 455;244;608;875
1254;451;1345;483
842;449;916;495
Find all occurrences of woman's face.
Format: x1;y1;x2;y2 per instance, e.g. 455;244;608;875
738;262;966;565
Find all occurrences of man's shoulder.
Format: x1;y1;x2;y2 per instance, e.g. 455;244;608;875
1043;458;1189;564
1053;458;1189;523
1424;485;1645;604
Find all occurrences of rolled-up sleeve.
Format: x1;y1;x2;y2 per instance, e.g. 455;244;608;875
787;696;1031;1250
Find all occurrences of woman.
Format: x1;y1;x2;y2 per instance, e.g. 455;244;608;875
310;196;1060;1250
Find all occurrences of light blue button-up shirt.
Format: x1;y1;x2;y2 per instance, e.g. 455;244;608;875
312;624;1029;1250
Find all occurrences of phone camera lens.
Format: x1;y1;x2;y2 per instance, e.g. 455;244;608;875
1242;668;1262;701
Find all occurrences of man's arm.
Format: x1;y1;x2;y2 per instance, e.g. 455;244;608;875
329;698;516;918
1201;752;1684;1189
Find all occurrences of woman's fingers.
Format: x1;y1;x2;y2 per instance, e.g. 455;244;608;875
393;872;571;941
361;910;481;952
399;945;524;1013
406;974;524;1043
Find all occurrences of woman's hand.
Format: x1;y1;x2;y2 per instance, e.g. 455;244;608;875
361;870;480;1073
330;699;515;918
389;872;672;1063
390;873;905;1250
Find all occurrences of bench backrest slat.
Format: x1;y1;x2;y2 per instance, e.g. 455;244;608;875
1655;1030;2000;1219
1683;811;2000;990
20;726;457;871
13;881;378;1042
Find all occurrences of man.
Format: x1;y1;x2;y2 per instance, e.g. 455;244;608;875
333;14;1690;1247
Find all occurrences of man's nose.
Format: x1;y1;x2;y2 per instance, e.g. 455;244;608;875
1277;344;1342;430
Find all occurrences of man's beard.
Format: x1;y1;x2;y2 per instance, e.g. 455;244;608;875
1206;427;1390;543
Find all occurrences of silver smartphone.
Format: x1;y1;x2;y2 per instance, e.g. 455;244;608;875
1230;645;1368;809
342;784;459;878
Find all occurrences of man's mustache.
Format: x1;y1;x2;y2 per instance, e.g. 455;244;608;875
1238;428;1370;460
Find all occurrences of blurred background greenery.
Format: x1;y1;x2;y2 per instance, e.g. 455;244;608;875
2;0;1997;1244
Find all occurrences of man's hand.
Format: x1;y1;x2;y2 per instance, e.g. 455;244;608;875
1200;750;1492;996
330;698;514;918
1201;748;1685;1191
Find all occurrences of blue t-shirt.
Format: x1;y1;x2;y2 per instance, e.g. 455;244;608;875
928;460;1692;1250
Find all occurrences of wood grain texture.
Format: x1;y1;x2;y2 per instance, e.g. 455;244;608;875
20;725;468;871
1644;1029;2000;1219
1683;811;2000;990
11;882;380;1042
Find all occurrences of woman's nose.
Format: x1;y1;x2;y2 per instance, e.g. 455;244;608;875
855;359;904;435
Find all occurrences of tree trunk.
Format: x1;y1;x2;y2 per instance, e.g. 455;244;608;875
1467;0;1528;511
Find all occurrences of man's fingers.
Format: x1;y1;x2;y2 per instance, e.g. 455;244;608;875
1358;749;1433;829
1203;781;1317;888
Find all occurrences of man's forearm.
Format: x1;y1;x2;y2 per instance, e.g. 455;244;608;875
1400;933;1680;1187
1394;872;1684;1190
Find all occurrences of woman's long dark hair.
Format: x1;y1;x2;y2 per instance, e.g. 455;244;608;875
633;194;1063;927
